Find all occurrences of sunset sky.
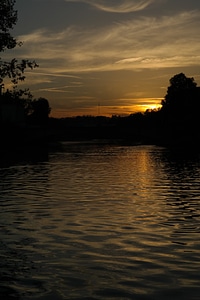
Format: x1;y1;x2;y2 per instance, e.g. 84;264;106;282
2;0;200;117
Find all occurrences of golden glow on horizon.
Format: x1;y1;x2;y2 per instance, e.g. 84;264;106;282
50;101;162;118
138;103;161;112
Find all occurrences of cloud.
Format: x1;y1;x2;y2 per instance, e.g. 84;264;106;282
65;0;155;13
26;71;81;79
6;7;200;111
15;10;200;74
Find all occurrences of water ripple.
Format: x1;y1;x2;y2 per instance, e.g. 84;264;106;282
0;145;200;299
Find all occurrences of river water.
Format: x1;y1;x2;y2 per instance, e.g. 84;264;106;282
1;142;200;300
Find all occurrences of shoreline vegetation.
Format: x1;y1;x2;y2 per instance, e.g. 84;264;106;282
1;103;200;153
1;73;200;152
46;73;200;149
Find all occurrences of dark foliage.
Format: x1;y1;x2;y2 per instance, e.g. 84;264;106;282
161;73;197;114
0;58;38;87
0;88;33;116
29;98;51;125
0;0;38;90
0;0;17;52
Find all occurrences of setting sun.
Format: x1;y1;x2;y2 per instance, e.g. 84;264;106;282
139;103;162;112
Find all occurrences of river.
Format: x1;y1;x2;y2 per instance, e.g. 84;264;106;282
0;143;200;299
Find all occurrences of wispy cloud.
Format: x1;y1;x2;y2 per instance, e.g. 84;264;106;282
26;71;81;79
65;0;155;13
15;10;200;74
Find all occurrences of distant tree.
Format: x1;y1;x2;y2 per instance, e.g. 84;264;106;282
161;73;197;113
29;98;51;125
0;0;38;92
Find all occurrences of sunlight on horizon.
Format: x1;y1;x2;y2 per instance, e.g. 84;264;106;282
138;103;162;112
50;101;162;118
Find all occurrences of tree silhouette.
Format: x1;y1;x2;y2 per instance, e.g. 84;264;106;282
0;87;33;116
158;73;200;145
161;73;197;114
0;0;17;52
29;98;51;126
0;0;38;92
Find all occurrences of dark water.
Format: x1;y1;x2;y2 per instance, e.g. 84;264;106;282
1;143;200;300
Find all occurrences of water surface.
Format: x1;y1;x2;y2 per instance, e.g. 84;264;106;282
1;143;200;299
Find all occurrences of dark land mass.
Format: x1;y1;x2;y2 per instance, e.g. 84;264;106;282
1;74;200;154
47;110;200;149
1;102;200;155
47;78;200;149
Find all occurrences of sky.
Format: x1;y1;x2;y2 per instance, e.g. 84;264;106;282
2;0;200;117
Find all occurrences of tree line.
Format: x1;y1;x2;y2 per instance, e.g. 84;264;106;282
48;73;200;146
